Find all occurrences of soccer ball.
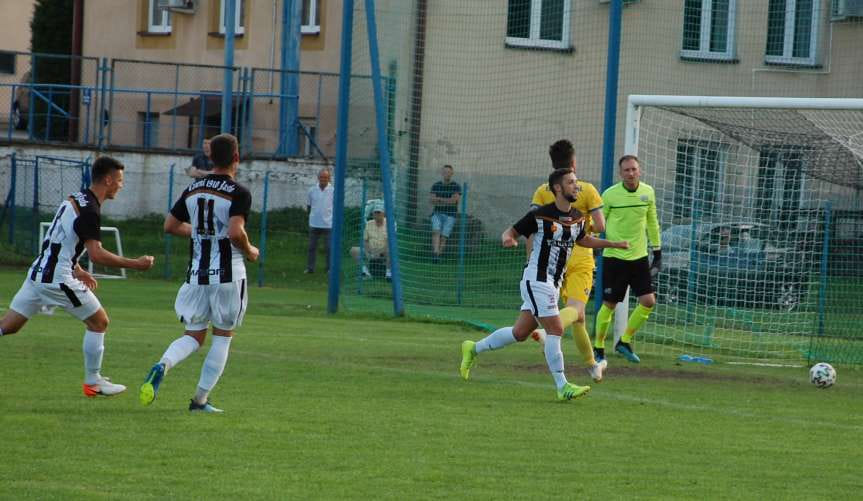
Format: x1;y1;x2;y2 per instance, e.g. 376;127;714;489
809;362;836;389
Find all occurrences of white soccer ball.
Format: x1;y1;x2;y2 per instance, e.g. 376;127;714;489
809;362;836;389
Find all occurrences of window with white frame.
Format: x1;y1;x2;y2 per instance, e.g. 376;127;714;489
147;0;172;33
219;0;246;35
765;0;821;65
302;0;321;35
681;0;736;60
505;0;572;50
674;140;727;220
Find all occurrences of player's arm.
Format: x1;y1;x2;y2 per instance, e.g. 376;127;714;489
73;264;97;290
85;240;154;270
505;211;538;248
228;215;259;262
163;213;192;237
646;189;662;275
575;234;629;249
589;208;606;233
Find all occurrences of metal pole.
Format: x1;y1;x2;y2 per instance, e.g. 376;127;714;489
326;0;355;314
812;202;832;363
222;0;236;134
258;171;270;287
594;0;624;326
164;164;175;280
456;182;468;305
32;157;39;256
8;153;16;244
364;0;404;316
278;0;301;156
358;177;367;294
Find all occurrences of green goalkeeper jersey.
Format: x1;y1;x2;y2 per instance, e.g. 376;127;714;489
601;181;661;261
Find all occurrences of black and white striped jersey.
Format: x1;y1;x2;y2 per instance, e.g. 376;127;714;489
28;189;101;285
513;203;586;288
170;174;252;285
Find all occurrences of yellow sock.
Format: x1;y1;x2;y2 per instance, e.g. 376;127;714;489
559;306;578;329
594;304;613;349
621;304;654;343
572;321;596;366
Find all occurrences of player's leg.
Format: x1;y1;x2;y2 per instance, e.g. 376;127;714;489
0;310;28;336
1;280;44;336
593;257;626;361
431;214;442;261
306;228;320;273
189;279;247;412
79;307;126;397
460;310;534;381
615;257;654;363
439;215;455;255
536;312;590;401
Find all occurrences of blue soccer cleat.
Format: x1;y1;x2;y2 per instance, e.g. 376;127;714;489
615;341;641;363
139;362;165;406
189;399;224;413
593;346;605;362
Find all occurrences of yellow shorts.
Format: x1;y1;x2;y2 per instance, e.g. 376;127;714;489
561;265;594;305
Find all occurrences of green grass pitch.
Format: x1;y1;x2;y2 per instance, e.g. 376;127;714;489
0;269;860;499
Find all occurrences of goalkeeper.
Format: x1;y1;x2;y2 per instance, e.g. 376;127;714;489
528;139;607;383
592;154;661;364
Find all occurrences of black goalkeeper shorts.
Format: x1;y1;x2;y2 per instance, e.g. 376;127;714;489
601;256;653;303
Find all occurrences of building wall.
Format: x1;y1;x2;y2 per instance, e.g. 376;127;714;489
0;0;37;126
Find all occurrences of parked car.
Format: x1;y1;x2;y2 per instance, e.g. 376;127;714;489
655;222;809;311
10;70;31;130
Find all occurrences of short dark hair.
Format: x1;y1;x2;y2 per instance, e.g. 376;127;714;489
442;164;453;171
91;156;124;182
549;139;574;171
209;133;238;168
618;154;640;168
548;167;573;195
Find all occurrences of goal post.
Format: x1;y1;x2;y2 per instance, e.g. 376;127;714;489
619;95;863;363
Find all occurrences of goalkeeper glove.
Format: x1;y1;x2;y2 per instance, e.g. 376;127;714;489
649;249;662;277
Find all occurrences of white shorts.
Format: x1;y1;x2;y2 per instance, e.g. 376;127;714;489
9;278;102;321
175;279;248;331
519;279;560;318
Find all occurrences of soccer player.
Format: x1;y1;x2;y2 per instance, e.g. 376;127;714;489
139;133;258;413
528;139;608;383
459;168;628;401
593;155;661;364
0;156;155;397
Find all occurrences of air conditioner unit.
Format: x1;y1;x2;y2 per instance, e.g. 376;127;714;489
157;0;196;14
831;0;863;21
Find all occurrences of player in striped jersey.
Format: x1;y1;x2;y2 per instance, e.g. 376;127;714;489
0;156;155;397
139;133;258;413
459;168;628;401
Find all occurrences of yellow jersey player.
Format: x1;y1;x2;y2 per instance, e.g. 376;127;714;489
528;139;607;383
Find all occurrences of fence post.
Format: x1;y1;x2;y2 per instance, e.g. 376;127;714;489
456;182;469;305
357;177;368;294
257;171;270;287
144;92;152;148
245;69;256;155
8;153;16;244
32;157;40;256
96;58;109;150
163;164;175;280
811;202;832;363
27;54;36;141
107;59;116;146
6;84;14;142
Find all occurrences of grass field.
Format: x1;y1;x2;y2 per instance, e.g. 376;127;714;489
1;268;861;500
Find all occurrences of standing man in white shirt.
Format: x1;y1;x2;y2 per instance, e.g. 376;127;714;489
305;168;334;274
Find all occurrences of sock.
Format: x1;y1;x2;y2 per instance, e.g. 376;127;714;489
593;304;614;349
621;304;654;343
82;330;105;385
160;335;201;372
572;321;596;366
362;265;370;274
544;334;568;389
0;327;4;336
474;327;516;354
195;335;232;404
559;306;578;329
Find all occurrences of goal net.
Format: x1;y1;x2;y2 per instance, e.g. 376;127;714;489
628;96;863;363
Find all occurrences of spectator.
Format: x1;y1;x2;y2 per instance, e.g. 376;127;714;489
430;164;461;263
350;201;390;279
305;168;333;274
186;139;214;179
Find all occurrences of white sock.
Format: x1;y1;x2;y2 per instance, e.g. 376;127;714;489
195;335;232;403
475;327;517;354
362;265;370;274
159;335;200;372
82;330;105;385
544;334;568;389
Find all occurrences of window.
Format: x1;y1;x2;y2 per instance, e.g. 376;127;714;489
765;0;821;65
302;0;320;35
138;112;160;148
219;0;246;35
0;51;15;74
681;0;736;61
147;0;172;33
298;119;319;157
674;140;727;221
757;147;806;229
505;0;572;50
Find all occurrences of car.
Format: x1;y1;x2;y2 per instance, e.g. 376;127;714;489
655;222;809;311
11;70;31;130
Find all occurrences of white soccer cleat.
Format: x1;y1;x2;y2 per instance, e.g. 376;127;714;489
530;329;547;346
82;377;127;397
587;359;607;383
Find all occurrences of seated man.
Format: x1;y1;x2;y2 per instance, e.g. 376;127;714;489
350;202;390;279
